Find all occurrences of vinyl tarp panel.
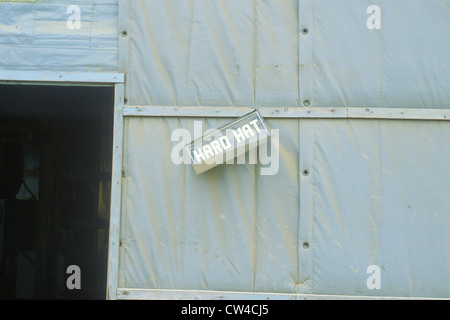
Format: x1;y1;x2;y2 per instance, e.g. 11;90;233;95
0;0;118;72
117;0;450;297
312;120;450;296
125;0;449;108
127;0;300;106
119;117;300;293
119;118;450;297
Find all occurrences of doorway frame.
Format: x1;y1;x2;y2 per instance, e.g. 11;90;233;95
0;70;124;300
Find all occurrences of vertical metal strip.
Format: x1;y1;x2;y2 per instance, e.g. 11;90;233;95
296;119;315;294
297;0;315;294
118;0;131;104
298;0;314;107
106;0;129;300
106;83;125;300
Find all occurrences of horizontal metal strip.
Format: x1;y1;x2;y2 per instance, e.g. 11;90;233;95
348;107;450;120
123;106;450;120
124;106;345;118
0;71;124;84
116;289;445;300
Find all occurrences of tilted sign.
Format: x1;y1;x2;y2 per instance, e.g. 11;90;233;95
185;110;271;174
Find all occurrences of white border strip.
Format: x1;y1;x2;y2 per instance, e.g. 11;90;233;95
124;106;345;118
348;107;450;120
116;289;447;300
106;84;125;300
123;106;450;120
0;71;124;84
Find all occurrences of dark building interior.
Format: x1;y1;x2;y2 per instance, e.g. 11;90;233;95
0;84;114;299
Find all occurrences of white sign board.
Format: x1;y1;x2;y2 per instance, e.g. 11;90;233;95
185;110;271;174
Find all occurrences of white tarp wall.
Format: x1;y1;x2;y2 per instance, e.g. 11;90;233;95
122;0;448;108
0;0;119;72
3;0;446;299
116;0;450;298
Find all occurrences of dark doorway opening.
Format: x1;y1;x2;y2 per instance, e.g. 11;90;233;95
0;84;114;299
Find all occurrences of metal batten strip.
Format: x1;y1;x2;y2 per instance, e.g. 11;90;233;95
106;84;125;300
298;0;314;108
123;106;344;118
0;71;124;84
123;106;450;120
348;107;450;120
116;288;447;300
